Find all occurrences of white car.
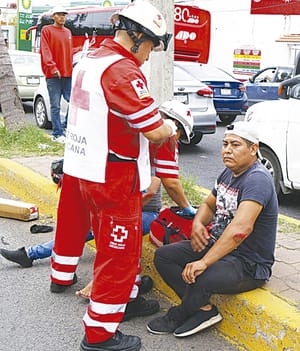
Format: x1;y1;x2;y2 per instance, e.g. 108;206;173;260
244;74;300;195
8;49;44;101
33;62;217;145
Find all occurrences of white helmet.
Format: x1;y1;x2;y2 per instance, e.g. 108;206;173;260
111;0;172;53
159;100;194;144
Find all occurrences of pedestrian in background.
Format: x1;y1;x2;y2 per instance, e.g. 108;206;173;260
40;6;72;143
50;1;173;351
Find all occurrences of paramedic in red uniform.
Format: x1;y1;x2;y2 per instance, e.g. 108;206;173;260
49;2;173;351
40;6;72;143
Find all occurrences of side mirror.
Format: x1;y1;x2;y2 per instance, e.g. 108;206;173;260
249;76;254;83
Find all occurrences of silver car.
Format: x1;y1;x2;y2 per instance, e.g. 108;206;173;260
34;64;217;145
8;49;44;101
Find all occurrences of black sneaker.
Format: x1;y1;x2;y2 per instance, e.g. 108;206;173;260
80;330;141;351
173;305;222;338
123;296;160;321
0;247;33;268
50;273;78;293
146;307;183;335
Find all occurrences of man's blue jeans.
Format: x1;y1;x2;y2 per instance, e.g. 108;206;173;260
27;231;94;260
142;211;159;235
27;210;158;260
46;77;71;137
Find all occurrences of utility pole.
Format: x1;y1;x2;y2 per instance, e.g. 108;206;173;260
146;0;173;104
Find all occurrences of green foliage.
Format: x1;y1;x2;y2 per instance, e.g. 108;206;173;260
162;175;205;207
0;125;64;157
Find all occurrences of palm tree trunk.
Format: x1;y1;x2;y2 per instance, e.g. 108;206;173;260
0;27;26;131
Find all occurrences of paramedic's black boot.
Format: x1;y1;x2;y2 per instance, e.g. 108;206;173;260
50;273;78;293
0;247;33;268
123;296;160;321
80;330;141;351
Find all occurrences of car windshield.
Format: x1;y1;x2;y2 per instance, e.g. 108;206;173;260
174;65;199;82
179;63;237;82
9;53;40;66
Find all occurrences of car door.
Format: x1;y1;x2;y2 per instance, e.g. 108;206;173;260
286;85;300;187
246;67;280;105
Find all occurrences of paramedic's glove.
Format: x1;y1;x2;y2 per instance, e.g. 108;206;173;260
177;204;197;217
164;118;177;136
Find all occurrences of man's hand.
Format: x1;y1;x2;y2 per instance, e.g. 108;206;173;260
190;221;210;252
182;259;208;284
53;70;61;78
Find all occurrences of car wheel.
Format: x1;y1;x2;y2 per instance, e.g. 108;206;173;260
34;96;52;129
259;146;282;196
218;115;237;124
189;133;203;145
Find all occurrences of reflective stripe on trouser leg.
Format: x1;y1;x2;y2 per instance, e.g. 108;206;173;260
79;161;142;343
51;174;91;285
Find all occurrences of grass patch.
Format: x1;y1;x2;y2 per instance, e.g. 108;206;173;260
278;216;300;234
0;125;64;158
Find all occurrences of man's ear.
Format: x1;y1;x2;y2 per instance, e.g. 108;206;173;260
251;144;259;156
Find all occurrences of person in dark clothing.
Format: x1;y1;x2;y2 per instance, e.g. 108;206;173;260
147;121;278;338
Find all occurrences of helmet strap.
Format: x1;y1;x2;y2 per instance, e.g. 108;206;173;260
127;30;150;53
127;29;142;53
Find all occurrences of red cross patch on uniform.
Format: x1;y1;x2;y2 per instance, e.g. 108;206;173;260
131;79;150;99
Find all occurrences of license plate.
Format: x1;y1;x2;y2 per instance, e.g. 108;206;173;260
27;77;40;84
174;94;188;104
221;88;231;95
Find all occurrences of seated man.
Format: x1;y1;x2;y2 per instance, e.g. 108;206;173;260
147;121;278;338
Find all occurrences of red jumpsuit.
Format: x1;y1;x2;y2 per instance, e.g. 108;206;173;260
51;39;164;343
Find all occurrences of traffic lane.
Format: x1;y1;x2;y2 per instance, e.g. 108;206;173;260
0;189;240;351
179;122;300;221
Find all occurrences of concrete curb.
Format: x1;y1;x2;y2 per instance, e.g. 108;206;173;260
0;158;299;351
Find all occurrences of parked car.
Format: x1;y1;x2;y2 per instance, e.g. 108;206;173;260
244;74;300;195
8;49;44;101
175;61;248;124
174;64;216;144
245;65;293;107
33;62;217;145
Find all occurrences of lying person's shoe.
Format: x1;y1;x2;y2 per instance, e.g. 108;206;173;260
123;296;160;321
80;330;141;351
146;306;183;334
173;305;222;338
139;275;153;295
0;247;33;268
50;273;78;293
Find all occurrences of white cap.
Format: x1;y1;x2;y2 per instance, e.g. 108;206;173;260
224;121;259;144
51;6;68;15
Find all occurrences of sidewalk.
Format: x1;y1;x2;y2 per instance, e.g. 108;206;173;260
0;155;300;351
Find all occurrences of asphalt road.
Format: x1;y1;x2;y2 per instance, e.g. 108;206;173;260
0;188;240;351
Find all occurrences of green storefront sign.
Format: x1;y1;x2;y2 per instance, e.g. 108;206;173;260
17;0;32;51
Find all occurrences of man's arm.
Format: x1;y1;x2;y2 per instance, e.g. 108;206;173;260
142;176;161;207
190;192;216;252
160;177;189;208
182;200;263;284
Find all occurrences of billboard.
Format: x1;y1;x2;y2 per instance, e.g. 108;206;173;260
250;0;300;15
